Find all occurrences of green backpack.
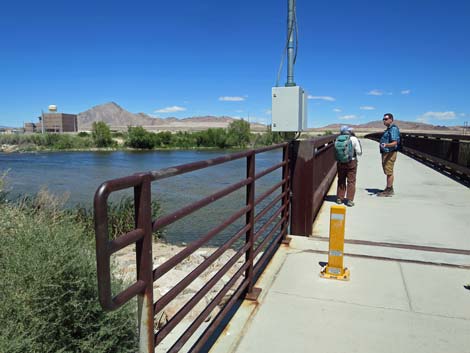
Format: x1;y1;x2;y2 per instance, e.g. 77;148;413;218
334;134;354;163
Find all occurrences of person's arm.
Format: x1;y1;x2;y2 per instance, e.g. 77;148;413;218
381;140;398;148
352;137;362;156
380;127;399;149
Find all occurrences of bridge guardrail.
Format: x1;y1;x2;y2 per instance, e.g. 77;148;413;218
94;143;290;352
289;135;339;235
365;132;470;185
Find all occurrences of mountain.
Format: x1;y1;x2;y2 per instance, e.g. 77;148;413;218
77;102;164;130
313;120;460;132
77;102;266;132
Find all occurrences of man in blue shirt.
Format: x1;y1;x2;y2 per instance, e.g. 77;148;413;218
377;113;400;197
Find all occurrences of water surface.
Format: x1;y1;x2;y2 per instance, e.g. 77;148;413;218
1;150;283;245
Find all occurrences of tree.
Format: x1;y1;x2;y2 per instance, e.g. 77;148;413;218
126;126;156;149
227;119;251;147
92;121;114;147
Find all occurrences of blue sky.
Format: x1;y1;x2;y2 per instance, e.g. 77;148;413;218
1;0;469;128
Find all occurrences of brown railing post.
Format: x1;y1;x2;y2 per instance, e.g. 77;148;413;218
289;140;315;235
134;173;155;353
281;143;291;244
245;152;261;300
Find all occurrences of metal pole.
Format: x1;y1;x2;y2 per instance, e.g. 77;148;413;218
286;0;296;87
41;110;45;134
245;152;261;301
134;175;155;353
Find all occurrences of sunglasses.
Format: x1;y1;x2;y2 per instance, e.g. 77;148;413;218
383;117;390;121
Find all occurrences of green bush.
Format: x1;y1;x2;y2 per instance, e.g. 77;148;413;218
0;202;137;353
92;122;114;148
73;195;162;240
255;125;283;146
227;119;251;147
0;133;94;150
172;131;197;148
78;131;90;137
0;170;8;202
193;128;228;148
111;131;124;138
126;126;156;149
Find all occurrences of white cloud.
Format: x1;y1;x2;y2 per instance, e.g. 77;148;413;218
219;96;245;101
459;113;466;117
307;95;335;102
420;111;457;121
416;117;428;123
367;89;384;96
339;115;357;120
265;109;272;115
154;106;186;113
401;89;411;95
333;108;342;113
360;106;375;110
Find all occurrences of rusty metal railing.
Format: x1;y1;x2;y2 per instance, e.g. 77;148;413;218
365;132;470;185
289;135;339;235
94;143;289;352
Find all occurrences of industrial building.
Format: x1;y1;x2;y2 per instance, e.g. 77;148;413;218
24;106;78;133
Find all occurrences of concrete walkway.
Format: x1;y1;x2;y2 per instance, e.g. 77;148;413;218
212;138;470;353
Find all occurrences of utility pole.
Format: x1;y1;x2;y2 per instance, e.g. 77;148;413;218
286;0;296;87
41;110;45;134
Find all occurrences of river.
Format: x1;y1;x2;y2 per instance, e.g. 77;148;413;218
0;150;283;245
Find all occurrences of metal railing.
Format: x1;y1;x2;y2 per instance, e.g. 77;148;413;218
365;132;470;185
94;143;289;352
289;135;339;235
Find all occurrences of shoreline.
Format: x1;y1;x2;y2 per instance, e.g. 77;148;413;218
0;144;248;154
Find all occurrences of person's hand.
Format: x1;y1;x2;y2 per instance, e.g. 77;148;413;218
380;143;386;148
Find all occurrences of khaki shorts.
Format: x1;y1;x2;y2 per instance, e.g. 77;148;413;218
382;152;397;176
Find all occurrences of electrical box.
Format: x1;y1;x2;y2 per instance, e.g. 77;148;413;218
271;86;307;132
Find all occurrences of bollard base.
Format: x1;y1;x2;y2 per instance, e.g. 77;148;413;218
320;266;350;281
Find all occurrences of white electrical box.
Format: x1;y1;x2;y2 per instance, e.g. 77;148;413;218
271;86;307;132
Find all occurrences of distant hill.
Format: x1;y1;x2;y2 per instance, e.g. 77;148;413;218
78;102;163;130
77;102;266;132
312;120;461;133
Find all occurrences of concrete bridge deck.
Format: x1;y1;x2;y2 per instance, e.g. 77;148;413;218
212;138;470;353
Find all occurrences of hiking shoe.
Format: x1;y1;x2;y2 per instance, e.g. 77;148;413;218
377;187;393;197
336;198;342;204
346;200;354;207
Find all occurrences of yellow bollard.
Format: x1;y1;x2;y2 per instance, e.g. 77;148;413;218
320;205;350;281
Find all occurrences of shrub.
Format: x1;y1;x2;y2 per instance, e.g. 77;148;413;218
255;125;283;146
227;119;251;147
172;131;197;148
78;131;90;137
92;122;114;148
155;131;173;147
112;131;124;138
73;195;163;240
126;126;156;149
0;169;8;202
0;203;137;353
